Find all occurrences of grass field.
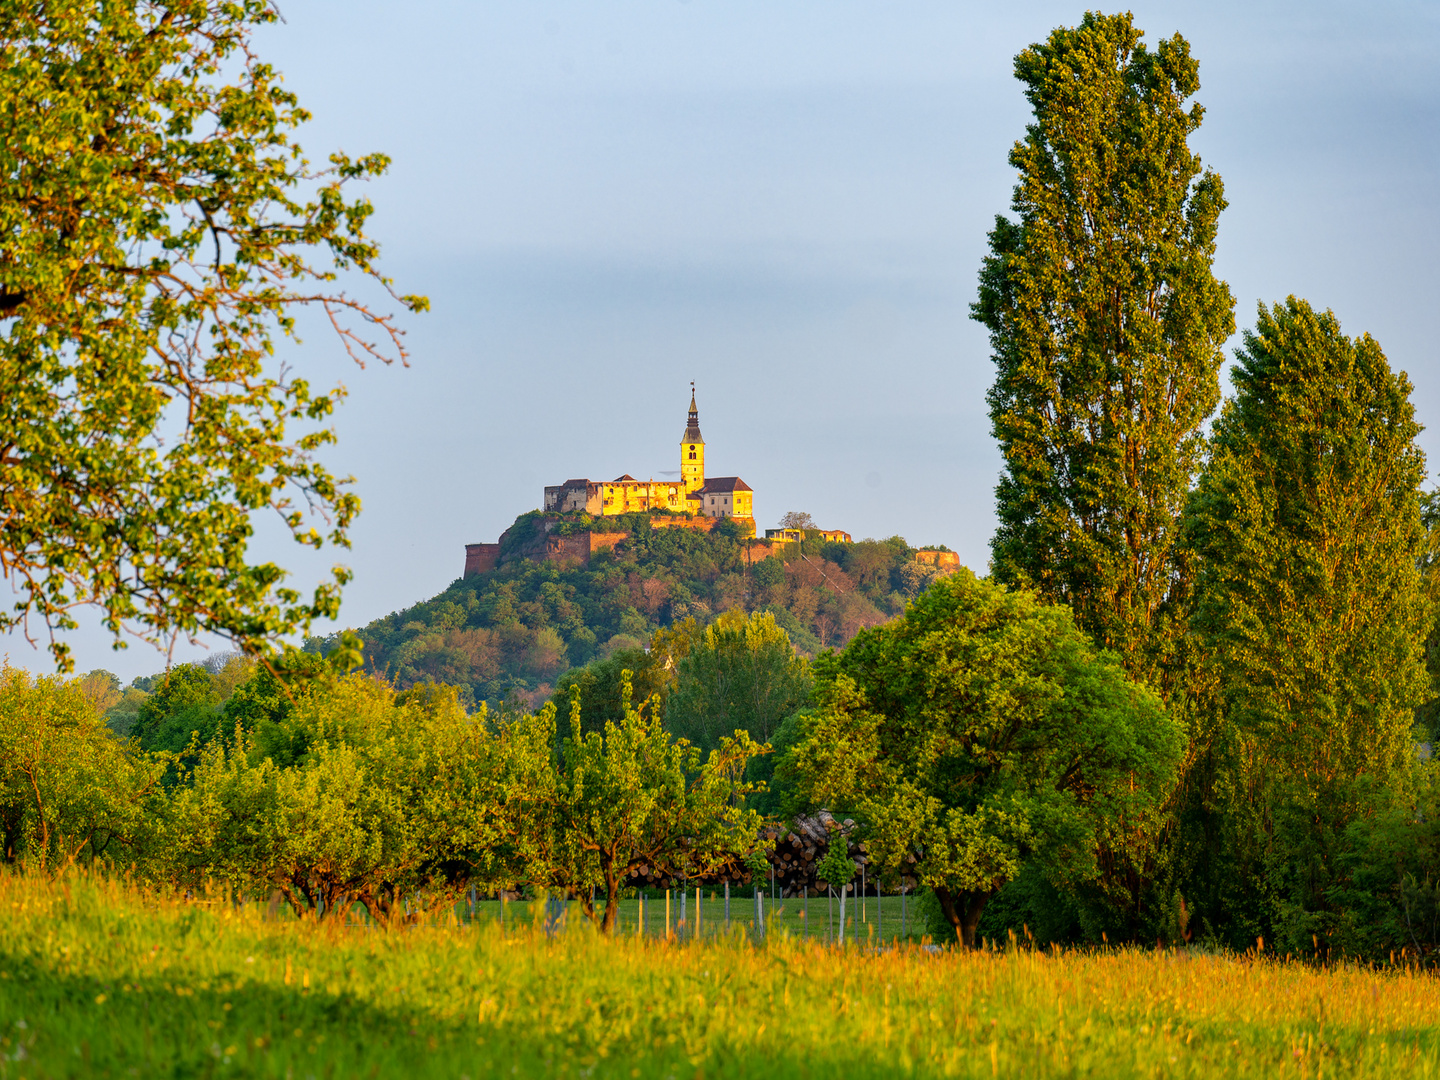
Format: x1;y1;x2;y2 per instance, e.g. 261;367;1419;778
2;875;1437;1079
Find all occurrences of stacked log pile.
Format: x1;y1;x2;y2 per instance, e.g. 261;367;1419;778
622;850;757;890
621;809;915;893
762;810;866;896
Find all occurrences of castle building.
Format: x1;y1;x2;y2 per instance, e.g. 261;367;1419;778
543;390;754;525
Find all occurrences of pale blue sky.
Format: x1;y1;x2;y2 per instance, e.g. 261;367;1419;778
8;1;1439;680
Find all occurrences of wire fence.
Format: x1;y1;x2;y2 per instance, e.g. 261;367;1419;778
466;880;924;948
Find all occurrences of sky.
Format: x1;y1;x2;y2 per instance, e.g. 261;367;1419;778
6;0;1439;681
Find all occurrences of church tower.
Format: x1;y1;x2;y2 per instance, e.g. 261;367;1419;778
681;384;705;495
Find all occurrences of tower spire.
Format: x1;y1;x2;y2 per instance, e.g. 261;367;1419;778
681;382;705;495
683;383;703;443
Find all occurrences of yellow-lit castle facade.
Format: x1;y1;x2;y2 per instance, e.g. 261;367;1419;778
543;390;754;527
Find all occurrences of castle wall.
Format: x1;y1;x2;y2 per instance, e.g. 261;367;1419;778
464;543;501;577
589;532;629;555
915;549;960;571
478;529;635;572
543;534;592;566
650;516;717;533
741;539;786;565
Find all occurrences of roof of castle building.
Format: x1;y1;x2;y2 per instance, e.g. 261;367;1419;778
612;474;638;482
697;476;752;494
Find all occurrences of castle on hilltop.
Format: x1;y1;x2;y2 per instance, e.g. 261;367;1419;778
543;388;755;526
462;390;757;577
460;389;962;580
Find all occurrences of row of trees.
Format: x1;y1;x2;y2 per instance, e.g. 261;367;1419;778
954;11;1438;953
12;539;1436;958
95;606;815;783
0;660;764;931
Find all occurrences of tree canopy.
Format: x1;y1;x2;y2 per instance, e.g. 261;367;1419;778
0;0;424;670
0;663;166;868
540;675;765;932
1183;298;1431;951
783;570;1184;946
973;11;1235;691
665;610;812;755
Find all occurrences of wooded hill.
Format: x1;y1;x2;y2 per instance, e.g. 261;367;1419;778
333;511;954;710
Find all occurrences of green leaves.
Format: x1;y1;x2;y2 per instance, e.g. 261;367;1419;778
542;672;765;932
790;570;1183;946
170;670;541;919
159;665;762;932
974;11;1235;692
1183;297;1431;951
666;609;813;754
815;834;855;889
0;1;424;669
0;662;168;870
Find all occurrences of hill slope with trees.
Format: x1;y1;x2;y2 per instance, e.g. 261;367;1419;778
335;511;954;709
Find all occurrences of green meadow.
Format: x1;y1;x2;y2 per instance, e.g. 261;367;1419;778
2;874;1437;1080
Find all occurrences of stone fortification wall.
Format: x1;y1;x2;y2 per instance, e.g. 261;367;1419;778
464;543;501;576
649;516;717;533
588;532;628;556
465;513;771;579
463;526;634;577
915;549;961;571
741;539;786;565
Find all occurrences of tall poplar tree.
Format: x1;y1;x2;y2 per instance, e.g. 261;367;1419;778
1184;298;1430;950
972;12;1235;690
1417;490;1440;739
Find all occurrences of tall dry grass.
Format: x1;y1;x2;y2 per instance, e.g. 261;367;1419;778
0;872;1435;1078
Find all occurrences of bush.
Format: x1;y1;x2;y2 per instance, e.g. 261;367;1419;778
0;663;166;869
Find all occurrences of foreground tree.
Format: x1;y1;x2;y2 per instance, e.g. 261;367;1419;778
972;11;1235;690
170;674;534;920
545;674;765;933
0;664;166;868
1416;489;1440;739
1183;298;1431;951
0;1;425;670
785;571;1183;947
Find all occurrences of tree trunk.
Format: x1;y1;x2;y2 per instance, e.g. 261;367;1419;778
22;767;48;869
935;886;991;948
602;866;619;934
